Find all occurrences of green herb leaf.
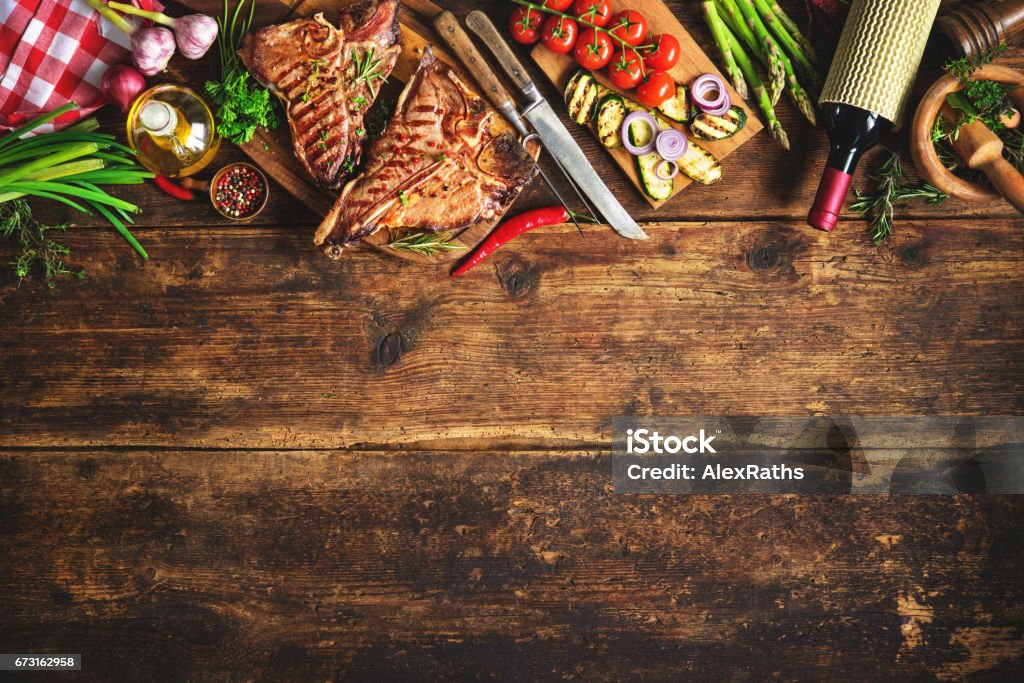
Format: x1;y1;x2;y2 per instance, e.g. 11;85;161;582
387;231;465;257
851;148;948;245
1;199;84;287
205;0;281;146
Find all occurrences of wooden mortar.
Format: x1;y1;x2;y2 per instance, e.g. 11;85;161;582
911;63;1024;207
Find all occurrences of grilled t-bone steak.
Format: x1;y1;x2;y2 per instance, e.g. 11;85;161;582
314;47;537;257
239;0;401;190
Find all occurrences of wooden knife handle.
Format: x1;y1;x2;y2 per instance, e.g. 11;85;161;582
433;10;516;114
465;10;533;93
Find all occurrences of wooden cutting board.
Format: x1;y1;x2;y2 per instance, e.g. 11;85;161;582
179;0;529;264
531;0;762;209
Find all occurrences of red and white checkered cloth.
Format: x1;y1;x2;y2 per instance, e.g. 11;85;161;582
0;0;160;134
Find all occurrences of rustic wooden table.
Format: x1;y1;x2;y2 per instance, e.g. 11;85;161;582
2;0;1023;680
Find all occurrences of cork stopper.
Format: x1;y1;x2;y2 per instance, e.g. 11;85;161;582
820;0;943;128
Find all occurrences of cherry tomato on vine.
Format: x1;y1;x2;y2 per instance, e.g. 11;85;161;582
509;7;544;45
572;0;611;27
645;34;680;72
608;49;645;90
540;0;574;11
610;10;649;47
574;28;614;70
636;71;676;108
541;16;579;54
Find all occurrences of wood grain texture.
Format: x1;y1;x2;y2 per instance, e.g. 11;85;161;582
1;450;1022;681
1;218;1022;448
2;2;1022;679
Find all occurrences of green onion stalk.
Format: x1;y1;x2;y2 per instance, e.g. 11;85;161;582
0;103;154;259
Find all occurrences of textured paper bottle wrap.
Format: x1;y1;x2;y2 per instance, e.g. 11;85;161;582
820;0;942;128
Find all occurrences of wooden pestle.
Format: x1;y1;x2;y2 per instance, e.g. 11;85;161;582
940;102;1024;213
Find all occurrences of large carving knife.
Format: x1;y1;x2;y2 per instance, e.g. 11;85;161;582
463;11;647;240
432;10;589;237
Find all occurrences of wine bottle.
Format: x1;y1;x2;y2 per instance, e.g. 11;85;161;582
808;0;943;233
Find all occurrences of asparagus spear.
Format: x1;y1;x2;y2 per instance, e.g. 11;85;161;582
733;0;791;104
701;1;748;101
716;0;783;105
779;49;817;126
766;0;817;66
725;25;789;149
752;0;818;88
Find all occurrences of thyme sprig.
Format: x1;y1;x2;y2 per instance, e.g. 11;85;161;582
352;47;389;98
388;231;465;257
850;149;948;245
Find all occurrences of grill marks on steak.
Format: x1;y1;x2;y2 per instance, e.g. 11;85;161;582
238;0;400;190
314;47;537;257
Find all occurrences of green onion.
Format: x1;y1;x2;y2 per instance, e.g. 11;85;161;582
0;108;154;259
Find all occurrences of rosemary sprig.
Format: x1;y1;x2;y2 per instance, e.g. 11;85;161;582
388;231;465;257
352;47;388;98
1;199;84;287
850;149;948;245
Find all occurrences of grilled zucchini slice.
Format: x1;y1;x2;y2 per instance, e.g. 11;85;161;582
677;141;723;185
597;95;627;149
690;107;748;141
630;114;675;201
637;152;673;201
657;84;697;123
564;70;600;125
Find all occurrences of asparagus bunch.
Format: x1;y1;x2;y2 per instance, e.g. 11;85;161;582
701;0;819;150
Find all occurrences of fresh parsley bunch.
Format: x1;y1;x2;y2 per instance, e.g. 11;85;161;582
205;0;280;145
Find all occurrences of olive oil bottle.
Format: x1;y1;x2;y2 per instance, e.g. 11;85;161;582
127;85;220;177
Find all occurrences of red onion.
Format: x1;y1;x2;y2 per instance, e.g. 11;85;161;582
101;64;147;114
655;129;688;162
692;74;731;115
621;112;659;156
656;160;679;181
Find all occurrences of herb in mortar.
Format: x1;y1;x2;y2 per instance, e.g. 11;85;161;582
205;0;280;145
939;43;1015;141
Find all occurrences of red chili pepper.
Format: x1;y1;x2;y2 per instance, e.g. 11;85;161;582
153;175;194;201
452;206;579;277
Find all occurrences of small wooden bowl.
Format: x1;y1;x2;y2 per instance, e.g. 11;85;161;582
208;162;270;221
911;64;1024;203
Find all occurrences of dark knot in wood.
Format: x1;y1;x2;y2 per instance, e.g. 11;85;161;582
745;230;804;277
374;332;405;369
496;257;536;298
899;243;928;268
746;240;788;274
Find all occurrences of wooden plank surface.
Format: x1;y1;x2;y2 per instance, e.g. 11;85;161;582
1;450;1023;681
2;0;1023;679
1;219;1022;448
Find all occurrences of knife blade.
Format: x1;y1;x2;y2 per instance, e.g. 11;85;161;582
432;10;587;237
464;11;648;241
